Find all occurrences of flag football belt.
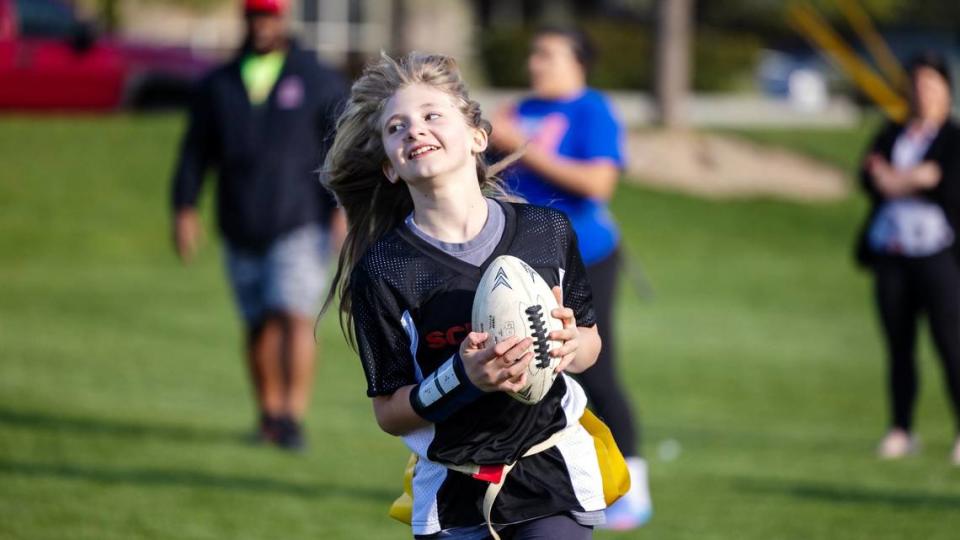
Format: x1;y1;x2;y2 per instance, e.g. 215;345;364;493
445;424;571;540
388;409;631;537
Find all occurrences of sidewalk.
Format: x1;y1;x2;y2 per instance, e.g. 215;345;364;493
472;90;860;129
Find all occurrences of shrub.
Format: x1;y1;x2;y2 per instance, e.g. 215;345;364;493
477;21;761;92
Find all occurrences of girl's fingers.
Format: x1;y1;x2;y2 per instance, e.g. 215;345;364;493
551;286;563;306
555;353;577;373
466;331;489;347
499;337;533;363
500;372;528;393
497;357;528;383
505;353;533;378
551;307;576;329
489;336;522;361
550;342;577;358
492;354;531;389
461;332;490;361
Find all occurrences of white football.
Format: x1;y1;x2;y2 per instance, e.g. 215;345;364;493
472;255;563;405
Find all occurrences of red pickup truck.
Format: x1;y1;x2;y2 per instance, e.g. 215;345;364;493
0;0;213;110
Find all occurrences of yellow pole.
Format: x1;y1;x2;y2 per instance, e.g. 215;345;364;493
836;0;910;92
786;2;908;121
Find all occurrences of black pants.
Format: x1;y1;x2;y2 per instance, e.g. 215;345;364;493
873;250;960;433
415;513;592;539
577;248;640;457
498;514;592;539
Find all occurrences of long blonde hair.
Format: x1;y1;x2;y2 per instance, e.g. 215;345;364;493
320;51;517;345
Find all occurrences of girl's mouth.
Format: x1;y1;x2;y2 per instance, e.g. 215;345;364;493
408;145;440;159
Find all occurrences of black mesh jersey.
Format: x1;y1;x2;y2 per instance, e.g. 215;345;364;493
351;201;601;532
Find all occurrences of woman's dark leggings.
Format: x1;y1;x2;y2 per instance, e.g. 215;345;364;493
873;250;960;434
578;249;640;457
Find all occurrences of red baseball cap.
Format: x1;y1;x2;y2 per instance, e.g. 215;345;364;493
244;0;286;15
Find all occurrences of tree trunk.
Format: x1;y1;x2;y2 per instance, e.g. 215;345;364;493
100;0;119;33
390;0;408;54
655;0;693;129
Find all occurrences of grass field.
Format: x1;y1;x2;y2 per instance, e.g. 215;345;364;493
2;115;959;539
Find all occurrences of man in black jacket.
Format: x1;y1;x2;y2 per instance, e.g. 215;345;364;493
171;0;347;450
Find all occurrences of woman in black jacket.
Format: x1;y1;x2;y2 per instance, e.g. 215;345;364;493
857;52;960;465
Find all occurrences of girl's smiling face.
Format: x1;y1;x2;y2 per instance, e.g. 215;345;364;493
380;83;487;185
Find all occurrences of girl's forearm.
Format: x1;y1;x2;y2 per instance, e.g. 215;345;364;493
372;386;431;436
565;325;601;374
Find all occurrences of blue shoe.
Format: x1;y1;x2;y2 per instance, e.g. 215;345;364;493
600;457;652;530
600;494;652;531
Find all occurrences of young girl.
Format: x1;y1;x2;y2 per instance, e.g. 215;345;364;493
489;27;651;528
322;52;613;539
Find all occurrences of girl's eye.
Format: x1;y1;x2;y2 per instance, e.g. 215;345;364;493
425;112;441;121
387;123;403;134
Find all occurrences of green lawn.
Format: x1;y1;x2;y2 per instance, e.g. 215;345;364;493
1;115;958;539
723;118;883;172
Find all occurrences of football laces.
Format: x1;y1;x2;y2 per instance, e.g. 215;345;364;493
525;305;552;369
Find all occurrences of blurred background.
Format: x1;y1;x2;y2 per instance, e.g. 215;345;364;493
5;0;960;115
2;0;960;539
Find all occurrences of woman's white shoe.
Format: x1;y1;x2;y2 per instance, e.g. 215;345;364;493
877;430;918;460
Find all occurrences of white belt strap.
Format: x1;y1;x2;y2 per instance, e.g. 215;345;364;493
445;426;571;540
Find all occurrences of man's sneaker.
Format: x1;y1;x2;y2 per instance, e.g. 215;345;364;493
276;416;306;452
600;457;652;530
247;413;280;445
877;429;918;460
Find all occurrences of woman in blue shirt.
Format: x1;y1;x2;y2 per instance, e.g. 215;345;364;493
490;26;651;528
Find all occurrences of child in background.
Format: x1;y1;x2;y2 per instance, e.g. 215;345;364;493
490;26;652;528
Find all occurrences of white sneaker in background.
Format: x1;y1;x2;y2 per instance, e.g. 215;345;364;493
951;437;960;466
877;429;918;460
600;457;652;531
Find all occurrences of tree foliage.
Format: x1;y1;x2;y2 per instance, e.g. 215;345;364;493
695;0;911;37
